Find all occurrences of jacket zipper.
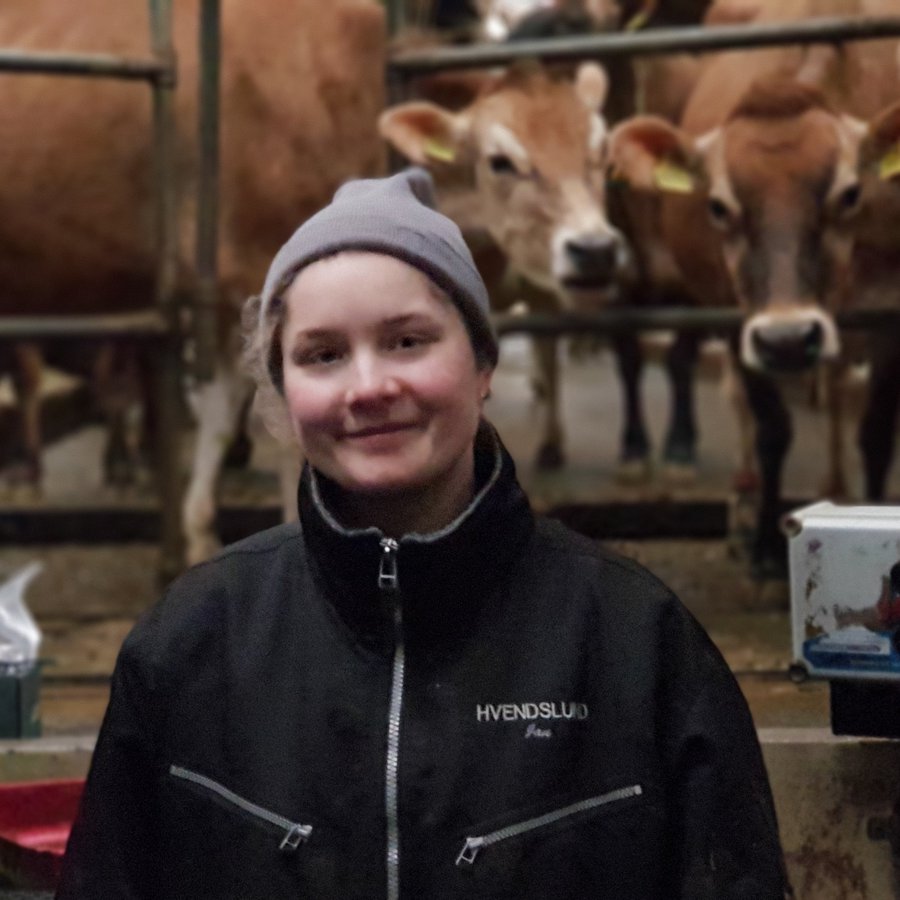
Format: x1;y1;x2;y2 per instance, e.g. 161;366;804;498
380;537;404;900
169;764;312;852
456;784;644;866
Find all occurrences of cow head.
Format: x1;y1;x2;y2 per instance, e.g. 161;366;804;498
475;1;621;41
379;61;630;308
609;78;900;373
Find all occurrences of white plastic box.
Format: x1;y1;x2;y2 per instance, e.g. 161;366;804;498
785;501;900;681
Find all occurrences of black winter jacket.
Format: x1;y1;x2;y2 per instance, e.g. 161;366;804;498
58;426;789;899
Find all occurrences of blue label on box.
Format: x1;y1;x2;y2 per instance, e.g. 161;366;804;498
804;628;900;675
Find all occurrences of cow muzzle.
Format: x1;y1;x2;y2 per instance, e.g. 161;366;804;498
741;309;841;373
556;232;627;292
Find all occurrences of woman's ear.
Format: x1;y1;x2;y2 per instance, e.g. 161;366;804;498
477;367;494;407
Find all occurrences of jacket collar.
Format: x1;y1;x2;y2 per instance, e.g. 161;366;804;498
297;421;534;654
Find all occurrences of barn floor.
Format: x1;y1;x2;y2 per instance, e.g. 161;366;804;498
4;335;900;737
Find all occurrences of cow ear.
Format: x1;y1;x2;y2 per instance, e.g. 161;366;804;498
861;100;900;182
575;62;609;112
607;115;704;194
378;102;470;167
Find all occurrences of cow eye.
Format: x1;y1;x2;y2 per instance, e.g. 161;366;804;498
707;197;734;230
835;183;861;218
488;154;518;176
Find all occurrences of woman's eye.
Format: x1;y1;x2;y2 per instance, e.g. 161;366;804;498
295;347;342;367
392;333;432;351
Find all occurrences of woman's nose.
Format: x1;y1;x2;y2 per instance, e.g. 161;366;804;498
344;357;401;406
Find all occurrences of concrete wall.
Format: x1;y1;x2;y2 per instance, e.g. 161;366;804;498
762;728;900;899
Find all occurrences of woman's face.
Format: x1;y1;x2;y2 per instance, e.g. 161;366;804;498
281;252;493;515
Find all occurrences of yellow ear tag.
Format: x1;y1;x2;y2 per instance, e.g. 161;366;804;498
625;9;650;31
653;158;695;194
878;144;900;181
625;0;655;30
424;138;456;163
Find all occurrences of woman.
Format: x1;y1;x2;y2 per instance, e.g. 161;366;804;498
58;168;789;899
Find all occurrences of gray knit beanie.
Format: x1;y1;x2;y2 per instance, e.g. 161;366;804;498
259;167;498;373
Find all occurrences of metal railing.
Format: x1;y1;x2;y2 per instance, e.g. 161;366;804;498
0;0;222;578
492;307;900;338
388;15;900;73
194;0;222;384
0;47;173;82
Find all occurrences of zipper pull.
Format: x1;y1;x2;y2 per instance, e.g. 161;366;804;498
279;823;312;852
378;537;399;593
456;836;484;866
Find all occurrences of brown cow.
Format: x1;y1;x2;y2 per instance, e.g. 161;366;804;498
0;0;386;564
609;0;900;575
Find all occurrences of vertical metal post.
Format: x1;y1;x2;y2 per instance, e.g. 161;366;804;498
194;0;220;383
149;0;179;309
149;0;185;582
386;0;405;37
385;0;409;174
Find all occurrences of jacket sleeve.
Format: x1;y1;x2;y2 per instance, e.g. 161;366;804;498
55;629;160;900
658;596;792;900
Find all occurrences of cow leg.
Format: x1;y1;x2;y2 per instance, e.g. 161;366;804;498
739;361;792;579
5;343;44;494
859;332;900;500
532;336;564;469
722;350;759;492
661;330;699;482
93;343;141;488
611;332;651;481
224;391;255;470
722;350;760;562
137;340;163;477
820;361;848;499
183;367;255;566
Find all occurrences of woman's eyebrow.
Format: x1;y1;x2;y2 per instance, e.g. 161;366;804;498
288;327;344;345
381;313;439;327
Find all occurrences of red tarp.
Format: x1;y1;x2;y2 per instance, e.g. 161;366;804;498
0;779;83;890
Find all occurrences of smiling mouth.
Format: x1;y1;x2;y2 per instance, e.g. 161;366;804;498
345;424;415;439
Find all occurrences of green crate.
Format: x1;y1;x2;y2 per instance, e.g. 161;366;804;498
0;664;41;739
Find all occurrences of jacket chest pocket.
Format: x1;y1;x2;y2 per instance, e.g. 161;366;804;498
451;783;652;899
457;783;644;867
168;764;313;852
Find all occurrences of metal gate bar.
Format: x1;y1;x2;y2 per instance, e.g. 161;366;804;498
388;14;900;72
193;0;221;383
0;48;171;81
493;307;900;338
0;499;733;544
0;312;168;340
147;0;184;581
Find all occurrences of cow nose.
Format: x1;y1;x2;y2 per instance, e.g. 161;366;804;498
750;319;825;373
564;236;619;286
